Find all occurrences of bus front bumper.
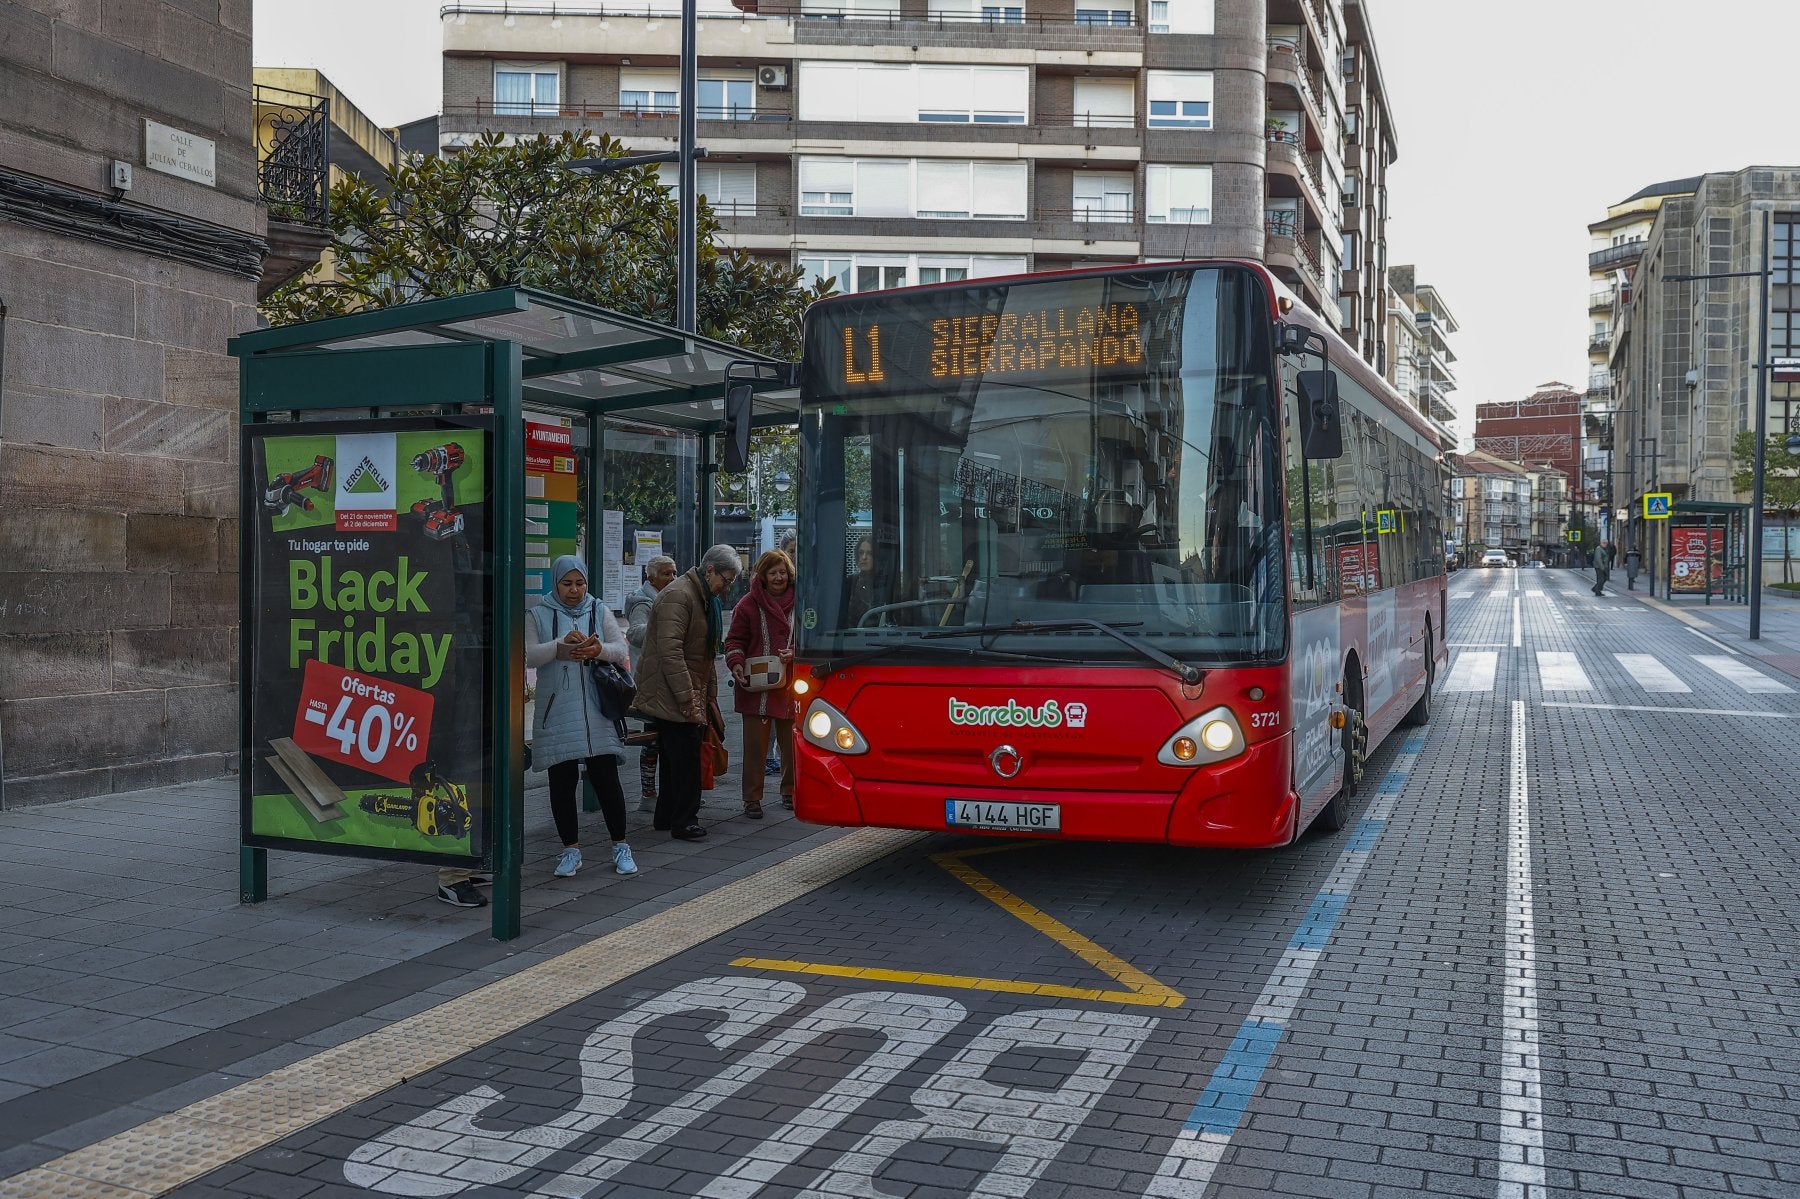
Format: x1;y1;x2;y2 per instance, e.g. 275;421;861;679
794;734;1297;849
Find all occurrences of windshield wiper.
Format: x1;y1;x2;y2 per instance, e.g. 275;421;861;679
921;619;1204;686
811;639;1077;677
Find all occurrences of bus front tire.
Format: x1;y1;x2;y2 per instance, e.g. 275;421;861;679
1401;624;1434;727
1314;681;1364;834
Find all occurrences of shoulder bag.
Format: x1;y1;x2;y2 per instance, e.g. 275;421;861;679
741;605;792;692
585;609;638;721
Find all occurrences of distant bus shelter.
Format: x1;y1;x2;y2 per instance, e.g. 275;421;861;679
1662;500;1750;604
230;287;797;940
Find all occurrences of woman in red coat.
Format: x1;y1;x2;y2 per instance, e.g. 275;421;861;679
724;550;795;818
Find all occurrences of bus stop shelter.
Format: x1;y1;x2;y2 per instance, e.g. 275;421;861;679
1662;500;1750;604
230;287;798;940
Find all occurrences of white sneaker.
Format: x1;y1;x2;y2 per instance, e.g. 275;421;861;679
612;843;638;875
554;847;582;878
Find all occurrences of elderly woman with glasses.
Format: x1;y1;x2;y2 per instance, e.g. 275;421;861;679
634;544;742;841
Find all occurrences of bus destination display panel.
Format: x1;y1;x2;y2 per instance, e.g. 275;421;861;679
802;273;1192;401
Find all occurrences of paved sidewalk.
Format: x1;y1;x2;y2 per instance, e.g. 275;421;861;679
0;705;834;1180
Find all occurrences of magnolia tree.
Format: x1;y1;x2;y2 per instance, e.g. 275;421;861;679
262;131;836;536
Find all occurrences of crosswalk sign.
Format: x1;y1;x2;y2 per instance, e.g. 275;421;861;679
1644;492;1673;519
1376;509;1397;534
1566;529;1582;542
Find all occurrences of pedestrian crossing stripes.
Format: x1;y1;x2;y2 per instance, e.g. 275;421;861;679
1444;650;1498;692
1695;654;1794;693
1615;654;1689;693
1536;651;1590;691
1440;650;1795;698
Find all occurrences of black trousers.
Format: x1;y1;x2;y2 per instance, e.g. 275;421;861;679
652;720;705;831
547;756;627;845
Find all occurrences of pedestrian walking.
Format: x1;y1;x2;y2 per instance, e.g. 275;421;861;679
636;544;742;841
625;553;678;812
525;556;639;879
1592;539;1614;596
725;550;797;818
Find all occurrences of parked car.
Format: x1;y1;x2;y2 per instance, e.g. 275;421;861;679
1481;550;1510;569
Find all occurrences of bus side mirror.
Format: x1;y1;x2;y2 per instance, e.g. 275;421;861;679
1297;370;1343;460
722;381;754;474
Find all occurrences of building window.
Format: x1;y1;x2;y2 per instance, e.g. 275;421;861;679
656;163;758;214
697;77;755;119
1145;71;1211;128
1146;164;1211;224
798;157;1027;219
800;252;1027;293
1072;77;1134;128
1073;172;1134;223
1147;0;1210;32
495;64;561;115
803;0;901;19
1075;2;1133;25
1342;231;1358;270
928;0;1023;20
1341;52;1356;81
1344;107;1360;140
620;69;677;115
1776;215;1799;285
1342;172;1359;208
798;63;1024;124
917;66;1028;123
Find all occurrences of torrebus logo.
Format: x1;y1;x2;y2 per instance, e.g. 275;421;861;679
948;698;1088;729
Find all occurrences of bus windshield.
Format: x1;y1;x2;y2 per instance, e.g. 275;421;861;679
796;264;1285;664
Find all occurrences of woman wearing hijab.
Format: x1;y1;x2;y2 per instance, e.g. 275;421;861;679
724;549;796;818
525;556;638;878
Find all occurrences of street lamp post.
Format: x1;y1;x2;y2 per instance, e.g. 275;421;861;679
1666;209;1773;639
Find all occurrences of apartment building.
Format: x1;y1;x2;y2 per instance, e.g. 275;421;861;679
1472;383;1581;490
435;0;1398;366
1385;263;1457;430
1605;169;1800;533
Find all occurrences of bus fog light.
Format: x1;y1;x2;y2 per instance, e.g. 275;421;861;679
793;676;813;697
1157;706;1247;766
834;727;856;750
808;711;831;739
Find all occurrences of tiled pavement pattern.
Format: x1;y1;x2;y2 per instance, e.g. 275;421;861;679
6;572;1800;1197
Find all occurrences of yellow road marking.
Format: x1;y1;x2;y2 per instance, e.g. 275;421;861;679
735;841;1187;1008
730;957;1181;1007
0;828;924;1199
1639;593;1718;628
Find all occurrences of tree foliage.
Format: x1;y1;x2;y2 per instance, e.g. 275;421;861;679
1731;429;1800;581
259;131;833;360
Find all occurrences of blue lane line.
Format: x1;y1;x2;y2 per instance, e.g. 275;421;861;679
1171;733;1423;1145
1181;1018;1284;1135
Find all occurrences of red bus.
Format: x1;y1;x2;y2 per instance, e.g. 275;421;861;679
788;261;1447;846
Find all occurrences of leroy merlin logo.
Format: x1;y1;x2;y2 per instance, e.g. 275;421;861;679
343;457;391;495
948;697;1084;729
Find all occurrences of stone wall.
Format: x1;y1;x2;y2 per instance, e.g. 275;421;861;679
0;0;261;808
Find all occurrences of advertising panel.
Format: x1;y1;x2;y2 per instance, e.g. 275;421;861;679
244;417;493;865
1669;526;1724;593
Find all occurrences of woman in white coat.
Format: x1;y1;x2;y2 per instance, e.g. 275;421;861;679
527;556;638;878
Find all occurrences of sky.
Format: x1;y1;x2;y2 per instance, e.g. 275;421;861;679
253;0;1800;436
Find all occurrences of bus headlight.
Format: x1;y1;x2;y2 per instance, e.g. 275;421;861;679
1157;706;1246;766
802;698;869;755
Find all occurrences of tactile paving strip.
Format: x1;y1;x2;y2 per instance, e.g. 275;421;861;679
0;827;923;1199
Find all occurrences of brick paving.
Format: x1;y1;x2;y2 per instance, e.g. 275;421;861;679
4;568;1800;1197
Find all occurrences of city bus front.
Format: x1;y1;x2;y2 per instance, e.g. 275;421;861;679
790;263;1299;847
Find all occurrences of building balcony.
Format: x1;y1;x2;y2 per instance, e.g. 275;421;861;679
788;7;1145;54
1265;213;1324;301
1589;331;1611;355
1588;240;1645;271
1264;134;1333;232
1589;285;1615;312
1265;42;1326;139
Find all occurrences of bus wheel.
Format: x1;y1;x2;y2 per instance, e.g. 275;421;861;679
1401;624;1434;727
1315;684;1365;833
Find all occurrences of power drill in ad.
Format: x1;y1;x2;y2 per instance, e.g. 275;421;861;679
409;443;465;541
264;454;334;518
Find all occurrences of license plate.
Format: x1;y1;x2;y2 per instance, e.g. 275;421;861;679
945;799;1061;833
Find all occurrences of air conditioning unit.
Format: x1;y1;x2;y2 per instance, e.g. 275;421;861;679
757;65;789;89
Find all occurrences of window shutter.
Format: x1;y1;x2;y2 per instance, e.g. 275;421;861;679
855;65;914;122
971;162;1026;218
856;161;912;217
918;66;973;119
1073;78;1133;126
972;67;1026;120
916;161;969;216
800;158;855;194
798;63;856;121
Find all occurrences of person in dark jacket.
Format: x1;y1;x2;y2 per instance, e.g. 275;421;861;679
624;554;677;811
635;544;742;840
1592;540;1614;596
725;550;796;818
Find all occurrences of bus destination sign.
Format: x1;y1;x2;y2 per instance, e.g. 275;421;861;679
810;287;1154;398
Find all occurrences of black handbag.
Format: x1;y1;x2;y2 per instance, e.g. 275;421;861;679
587;610;637;721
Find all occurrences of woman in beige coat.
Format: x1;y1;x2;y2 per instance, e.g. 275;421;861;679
635;544;741;840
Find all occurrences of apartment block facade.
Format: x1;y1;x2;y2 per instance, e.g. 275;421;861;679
1385;263;1457;431
1604;168;1800;531
436;0;1397;365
